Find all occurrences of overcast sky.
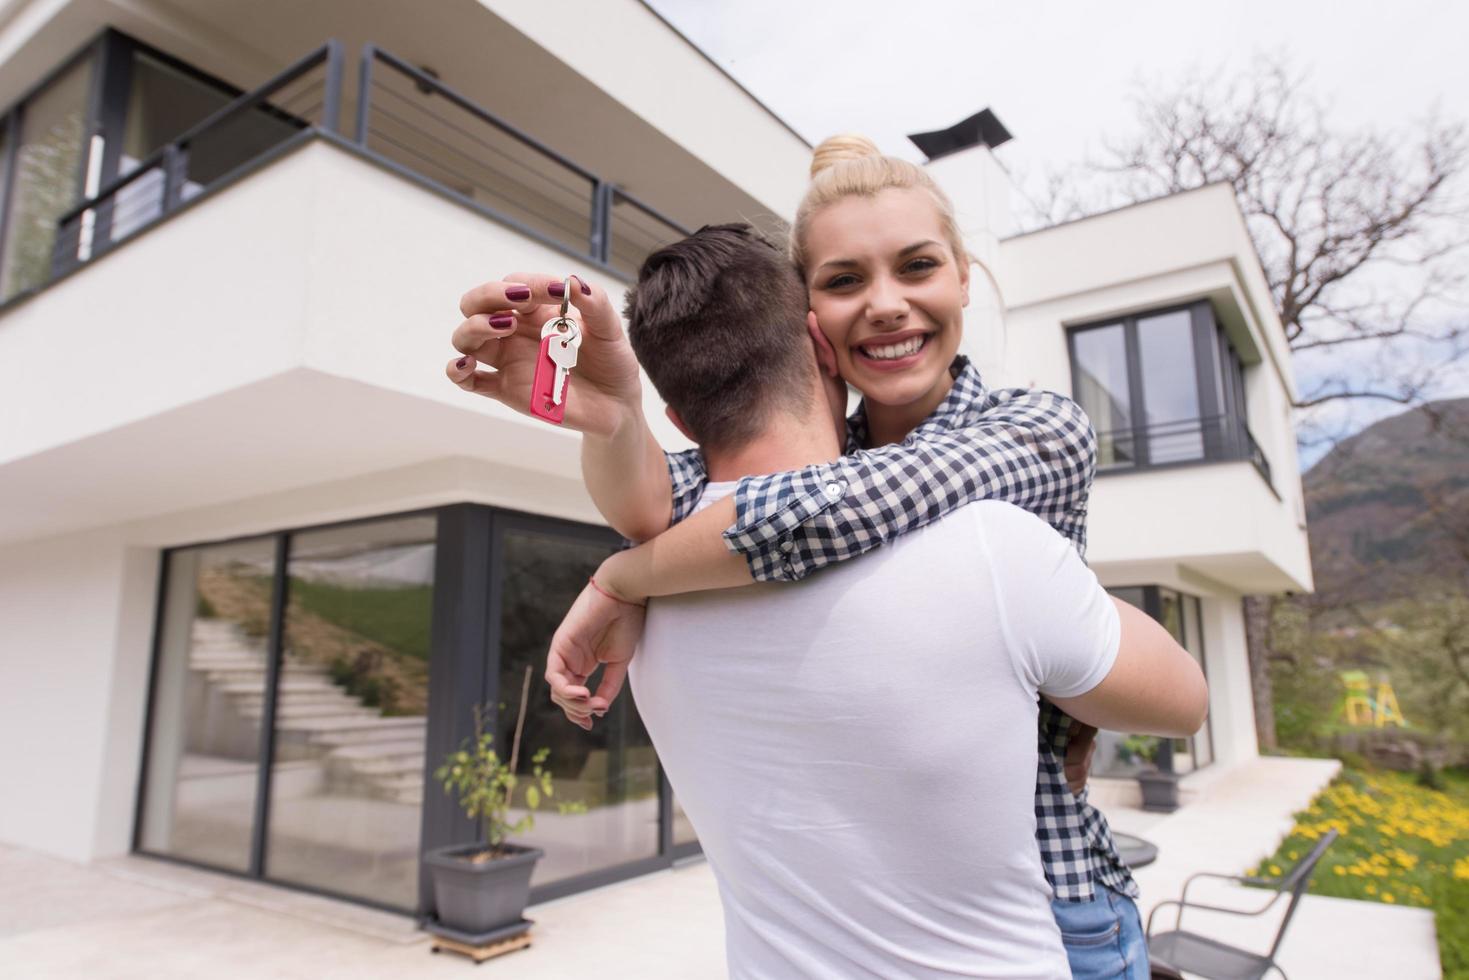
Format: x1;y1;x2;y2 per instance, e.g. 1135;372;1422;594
647;0;1468;180
646;0;1469;462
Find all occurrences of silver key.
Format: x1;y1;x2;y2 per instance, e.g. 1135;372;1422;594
546;318;581;405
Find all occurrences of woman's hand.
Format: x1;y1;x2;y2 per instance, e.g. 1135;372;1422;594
447;273;643;438
544;558;648;729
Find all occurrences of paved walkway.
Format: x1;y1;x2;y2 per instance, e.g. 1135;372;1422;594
0;756;1441;978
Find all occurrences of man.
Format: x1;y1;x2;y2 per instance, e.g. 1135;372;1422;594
449;226;1207;977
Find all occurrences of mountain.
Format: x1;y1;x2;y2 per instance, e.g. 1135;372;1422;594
1302;398;1469;604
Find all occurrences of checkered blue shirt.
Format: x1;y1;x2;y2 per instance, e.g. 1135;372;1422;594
664;357;1138;902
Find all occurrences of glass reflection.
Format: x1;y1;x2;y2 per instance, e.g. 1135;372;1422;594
138;538;277;869
1136;311;1203;463
496;528;659;886
1072;325;1134;466
264;516;436;910
1;57;91;298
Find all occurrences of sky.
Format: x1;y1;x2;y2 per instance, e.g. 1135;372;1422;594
646;0;1469;466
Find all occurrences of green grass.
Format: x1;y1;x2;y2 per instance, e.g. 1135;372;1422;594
287;578;433;661
1248;767;1469;977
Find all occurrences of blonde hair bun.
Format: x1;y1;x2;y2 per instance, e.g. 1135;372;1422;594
809;134;883;178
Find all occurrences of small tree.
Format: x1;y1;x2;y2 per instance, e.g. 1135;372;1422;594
434;666;568;858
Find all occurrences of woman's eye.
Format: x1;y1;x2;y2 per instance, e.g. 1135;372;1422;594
823;274;859;290
903;258;939;275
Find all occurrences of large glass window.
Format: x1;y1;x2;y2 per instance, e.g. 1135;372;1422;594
494;525;660;888
263;516;436;909
1094;586;1213;777
1071;324;1135;467
138;537;278;870
139;505;693;916
0;57;92;299
1069;302;1263;475
1135;310;1202;463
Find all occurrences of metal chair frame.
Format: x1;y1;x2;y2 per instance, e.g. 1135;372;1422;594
1145;829;1339;980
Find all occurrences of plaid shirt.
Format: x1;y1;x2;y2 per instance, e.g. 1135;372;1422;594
665;356;1138;902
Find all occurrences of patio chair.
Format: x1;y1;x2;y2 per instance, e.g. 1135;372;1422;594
1145;829;1338;980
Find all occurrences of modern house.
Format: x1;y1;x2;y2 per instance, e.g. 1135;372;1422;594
0;0;1312;925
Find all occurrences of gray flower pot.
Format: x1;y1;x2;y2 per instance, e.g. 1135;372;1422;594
1137;770;1181;812
424;843;544;936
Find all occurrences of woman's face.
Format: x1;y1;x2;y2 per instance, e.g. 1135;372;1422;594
804;186;969;412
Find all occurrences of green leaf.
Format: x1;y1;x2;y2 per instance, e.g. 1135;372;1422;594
526;786;540;809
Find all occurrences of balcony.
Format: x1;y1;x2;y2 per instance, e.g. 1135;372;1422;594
0;37;730;546
35;40;688;307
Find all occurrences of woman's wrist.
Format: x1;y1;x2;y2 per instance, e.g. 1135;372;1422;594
594;551;649;605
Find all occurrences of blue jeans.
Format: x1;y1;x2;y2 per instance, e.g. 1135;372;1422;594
1052;885;1149;979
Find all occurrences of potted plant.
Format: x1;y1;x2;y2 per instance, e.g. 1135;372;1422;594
425;667;576;942
1122;735;1181;812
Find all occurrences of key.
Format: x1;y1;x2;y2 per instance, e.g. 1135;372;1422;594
530;277;579;425
549;320;580;406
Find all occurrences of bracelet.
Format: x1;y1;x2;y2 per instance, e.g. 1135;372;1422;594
588;576;646;608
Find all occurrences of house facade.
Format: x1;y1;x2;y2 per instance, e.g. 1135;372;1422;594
0;0;1311;922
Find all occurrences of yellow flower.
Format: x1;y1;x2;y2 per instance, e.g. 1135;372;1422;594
1333;866;1346;876
1269;865;1282;876
1383;893;1395;904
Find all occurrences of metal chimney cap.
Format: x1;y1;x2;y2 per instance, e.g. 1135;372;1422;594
907;109;1013;161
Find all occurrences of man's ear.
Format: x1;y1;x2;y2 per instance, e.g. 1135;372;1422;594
665;405;697;444
806;311;839;377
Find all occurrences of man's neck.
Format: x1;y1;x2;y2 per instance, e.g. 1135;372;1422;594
704;414;841;482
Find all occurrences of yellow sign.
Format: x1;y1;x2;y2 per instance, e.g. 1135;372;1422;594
1340;671;1406;728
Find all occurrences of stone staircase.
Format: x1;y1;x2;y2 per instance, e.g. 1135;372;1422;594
188;619;427;806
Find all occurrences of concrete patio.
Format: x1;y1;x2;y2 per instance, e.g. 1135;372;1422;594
0;756;1441;979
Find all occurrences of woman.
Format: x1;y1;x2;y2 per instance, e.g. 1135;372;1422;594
449;135;1149;978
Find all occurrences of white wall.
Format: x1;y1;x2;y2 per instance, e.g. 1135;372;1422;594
1199;595;1259;767
0;139;691;546
0;528;151;861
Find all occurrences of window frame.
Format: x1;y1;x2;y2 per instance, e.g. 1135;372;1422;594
133;501;699;920
0;28;253;286
1066;299;1255;475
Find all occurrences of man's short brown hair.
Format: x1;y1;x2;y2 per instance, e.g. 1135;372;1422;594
624;223;812;451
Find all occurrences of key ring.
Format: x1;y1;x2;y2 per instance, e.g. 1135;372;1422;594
555;275;574;331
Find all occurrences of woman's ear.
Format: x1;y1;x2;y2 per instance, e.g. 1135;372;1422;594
959;259;972;308
665;405;697;444
807;311;839;377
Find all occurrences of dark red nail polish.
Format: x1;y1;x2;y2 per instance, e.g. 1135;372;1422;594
576;275;592;296
489;314;514;329
546;280;565;298
505;286;531;301
456;357;467;369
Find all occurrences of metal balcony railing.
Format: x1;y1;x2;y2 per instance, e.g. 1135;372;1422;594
52;43;338;273
48;40;688;288
1096;414;1273;487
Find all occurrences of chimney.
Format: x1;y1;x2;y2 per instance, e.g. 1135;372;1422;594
908;109;1016;380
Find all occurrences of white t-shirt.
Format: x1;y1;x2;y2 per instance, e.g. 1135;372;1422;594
630;486;1120;980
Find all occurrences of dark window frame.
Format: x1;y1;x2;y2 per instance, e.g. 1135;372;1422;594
0;27;254;288
1067;299;1265;480
133;501;699;921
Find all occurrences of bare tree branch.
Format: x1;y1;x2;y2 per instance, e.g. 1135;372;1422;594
1033;53;1469;423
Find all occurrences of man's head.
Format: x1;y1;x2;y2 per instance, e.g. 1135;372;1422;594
624;224;824;453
